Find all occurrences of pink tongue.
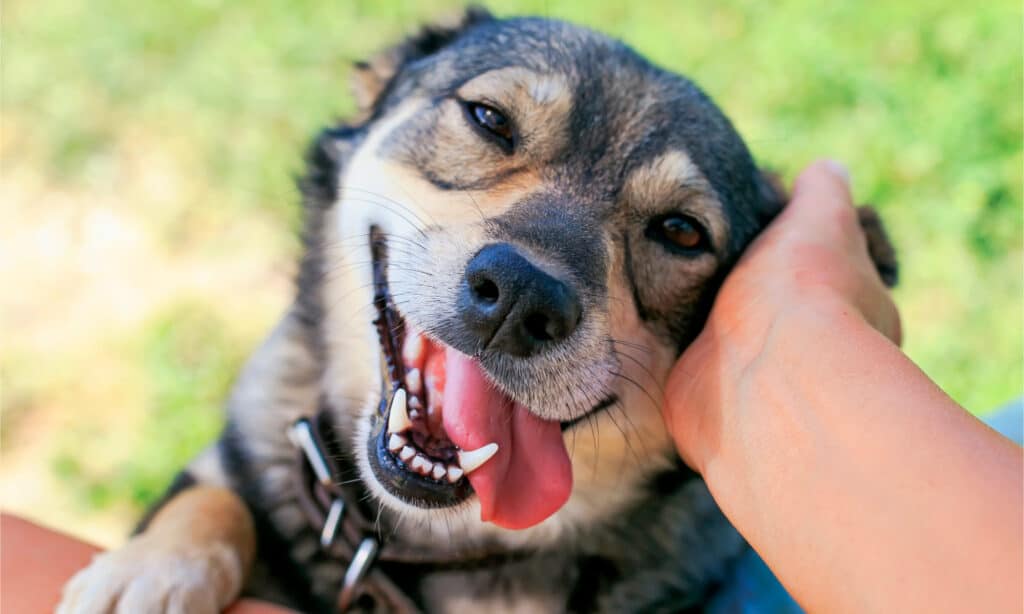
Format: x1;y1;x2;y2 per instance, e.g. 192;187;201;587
441;346;572;530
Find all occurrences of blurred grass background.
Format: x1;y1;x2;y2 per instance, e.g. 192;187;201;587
1;0;1021;545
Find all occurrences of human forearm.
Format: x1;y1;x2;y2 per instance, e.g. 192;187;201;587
700;298;1023;613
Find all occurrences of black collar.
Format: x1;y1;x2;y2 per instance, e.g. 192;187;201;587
290;410;531;612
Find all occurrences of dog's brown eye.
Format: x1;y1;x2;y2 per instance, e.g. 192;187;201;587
646;214;710;254
663;217;702;248
463;101;514;150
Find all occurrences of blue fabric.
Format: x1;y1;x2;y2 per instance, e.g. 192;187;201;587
705;398;1023;613
985;398;1023;445
705;549;803;614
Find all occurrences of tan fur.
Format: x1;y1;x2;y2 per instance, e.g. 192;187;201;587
621;150;729;250
57;487;255;614
351;57;396;114
457;67;573;161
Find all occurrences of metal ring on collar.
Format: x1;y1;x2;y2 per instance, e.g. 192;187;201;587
338;536;381;610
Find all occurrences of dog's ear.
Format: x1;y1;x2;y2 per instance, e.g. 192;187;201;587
755;169;788;219
856;206;898;287
350;7;493;115
755;170;898;287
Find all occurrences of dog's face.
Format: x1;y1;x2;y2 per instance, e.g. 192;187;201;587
314;12;781;544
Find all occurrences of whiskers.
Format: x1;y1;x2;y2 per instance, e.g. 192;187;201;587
336;185;437;238
560;335;668;491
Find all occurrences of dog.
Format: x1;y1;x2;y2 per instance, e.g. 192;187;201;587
58;9;897;613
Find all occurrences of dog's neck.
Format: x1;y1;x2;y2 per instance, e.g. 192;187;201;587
291;406;556;611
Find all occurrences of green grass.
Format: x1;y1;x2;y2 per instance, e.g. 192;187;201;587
3;0;1021;518
53;302;246;510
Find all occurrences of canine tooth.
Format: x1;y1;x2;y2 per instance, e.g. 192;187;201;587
405;368;421;395
431;464;446;480
399;446;416;462
403;332;424;366
457;443;499;474
446;466;464;483
409;395;423;410
387;433;406;452
387;389;411;434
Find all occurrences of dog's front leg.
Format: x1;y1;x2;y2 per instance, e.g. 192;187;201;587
56;485;255;614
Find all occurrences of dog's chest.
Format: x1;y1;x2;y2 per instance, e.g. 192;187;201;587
417;561;577;614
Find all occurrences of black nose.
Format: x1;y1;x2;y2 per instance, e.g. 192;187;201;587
459;243;582;357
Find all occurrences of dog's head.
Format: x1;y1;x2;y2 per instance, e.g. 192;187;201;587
305;10;784;543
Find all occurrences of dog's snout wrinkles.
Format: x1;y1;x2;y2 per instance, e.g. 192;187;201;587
460;243;582;357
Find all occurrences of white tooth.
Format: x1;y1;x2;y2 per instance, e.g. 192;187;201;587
387;389;411;434
399;446;416;462
431;464;446;480
387;433;406;452
446;466;464;483
405;368;421;395
412;455;432;475
403;332;424;366
409;395;423;410
457;443;499;474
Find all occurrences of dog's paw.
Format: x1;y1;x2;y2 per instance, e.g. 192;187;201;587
56;534;243;614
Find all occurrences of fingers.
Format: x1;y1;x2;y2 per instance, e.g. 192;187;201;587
783;160;862;241
792;160;902;344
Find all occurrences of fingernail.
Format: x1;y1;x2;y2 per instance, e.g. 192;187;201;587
824;159;850;184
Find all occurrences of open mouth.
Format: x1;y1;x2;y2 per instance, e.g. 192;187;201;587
366;227;473;508
365;227;575;530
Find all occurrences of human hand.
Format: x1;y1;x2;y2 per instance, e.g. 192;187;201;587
663;160;901;471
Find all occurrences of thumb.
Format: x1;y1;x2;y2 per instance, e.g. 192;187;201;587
791;159;851;202
776;159;864;251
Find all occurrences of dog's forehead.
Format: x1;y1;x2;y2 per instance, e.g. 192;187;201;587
404;18;762;222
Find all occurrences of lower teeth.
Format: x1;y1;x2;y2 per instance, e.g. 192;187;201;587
384;384;498;484
396;448;462;483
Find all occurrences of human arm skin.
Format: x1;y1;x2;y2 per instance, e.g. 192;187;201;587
664;160;1024;613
